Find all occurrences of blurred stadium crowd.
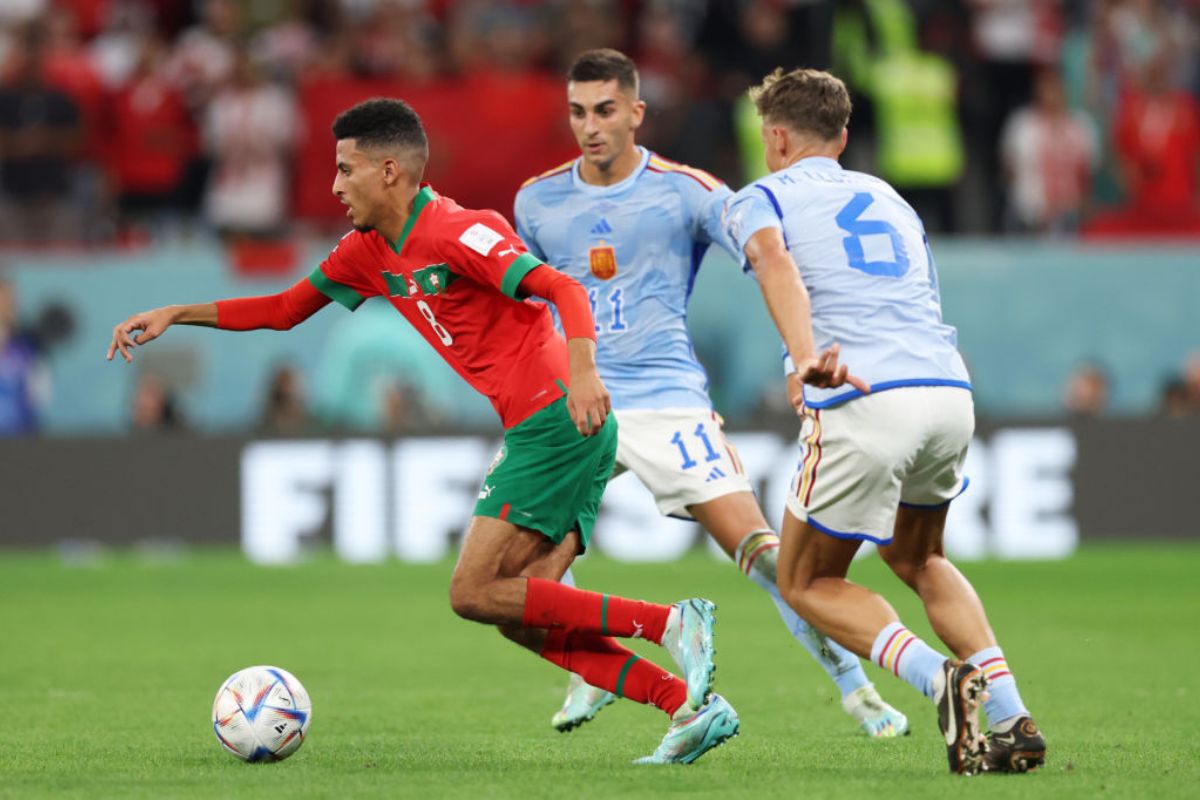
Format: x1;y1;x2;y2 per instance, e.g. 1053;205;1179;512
0;0;1196;244
1;0;1198;438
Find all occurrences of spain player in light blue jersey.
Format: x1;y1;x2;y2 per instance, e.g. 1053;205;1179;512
725;68;1045;775
515;49;907;741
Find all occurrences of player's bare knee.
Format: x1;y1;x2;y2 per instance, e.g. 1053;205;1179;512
880;547;935;590
448;580;486;621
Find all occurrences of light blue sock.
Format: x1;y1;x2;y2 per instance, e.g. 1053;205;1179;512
870;622;947;700
559;568;576;588
737;532;870;698
968;646;1029;725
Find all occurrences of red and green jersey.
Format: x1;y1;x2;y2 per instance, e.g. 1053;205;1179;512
309;185;568;428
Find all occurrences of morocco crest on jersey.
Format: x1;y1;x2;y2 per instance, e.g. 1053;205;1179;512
589;243;617;280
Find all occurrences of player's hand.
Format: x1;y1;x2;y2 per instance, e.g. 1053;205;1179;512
106;307;176;363
789;343;870;410
566;368;611;436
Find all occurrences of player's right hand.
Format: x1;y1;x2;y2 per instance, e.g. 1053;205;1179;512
789;343;870;411
107;307;176;363
566;368;611;437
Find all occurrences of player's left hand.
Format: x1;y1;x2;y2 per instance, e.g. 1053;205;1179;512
789;343;870;411
566;369;611;436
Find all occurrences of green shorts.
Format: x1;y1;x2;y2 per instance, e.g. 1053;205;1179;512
473;395;617;550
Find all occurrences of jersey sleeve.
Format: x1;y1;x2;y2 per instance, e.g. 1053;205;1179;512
722;184;785;273
438;208;547;299
512;189;548;262
695;184;739;260
307;232;380;311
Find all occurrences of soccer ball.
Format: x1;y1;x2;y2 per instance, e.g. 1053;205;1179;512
211;665;312;762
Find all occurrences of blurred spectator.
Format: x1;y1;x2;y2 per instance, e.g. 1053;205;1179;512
202;46;296;237
0;0;46;29
0;26;82;243
0;277;48;435
1000;68;1098;234
379;378;437;436
251;1;321;84
1159;377;1190;419
108;33;198;238
130;371;186;433
966;0;1063;231
833;0;964;232
258;363;314;436
1159;353;1200;418
1184;353;1200;411
351;2;441;80
1063;361;1111;417
1108;55;1199;232
166;0;239;110
89;0;156;90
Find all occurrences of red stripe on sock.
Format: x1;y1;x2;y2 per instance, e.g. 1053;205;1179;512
522;577;670;642
986;670;1012;681
892;637;915;676
876;629;904;668
743;541;779;576
540;630;686;716
978;657;1005;667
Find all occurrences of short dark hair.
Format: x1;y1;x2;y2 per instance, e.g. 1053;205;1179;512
568;49;638;95
749;68;852;141
332;98;428;159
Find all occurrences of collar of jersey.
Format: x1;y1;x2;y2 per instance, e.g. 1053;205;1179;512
389;184;436;254
787;156;841;172
571;147;651;195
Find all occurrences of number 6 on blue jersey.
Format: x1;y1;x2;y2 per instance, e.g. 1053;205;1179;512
836;192;910;278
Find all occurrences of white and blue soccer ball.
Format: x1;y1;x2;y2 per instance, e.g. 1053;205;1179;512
211;665;312;762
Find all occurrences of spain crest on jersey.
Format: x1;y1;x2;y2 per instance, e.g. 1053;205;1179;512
589;243;617;280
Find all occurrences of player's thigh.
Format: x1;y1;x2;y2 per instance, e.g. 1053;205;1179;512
453;516;576;588
614;407;753;520
688;491;771;557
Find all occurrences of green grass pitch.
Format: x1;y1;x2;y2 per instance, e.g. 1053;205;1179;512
1;544;1197;799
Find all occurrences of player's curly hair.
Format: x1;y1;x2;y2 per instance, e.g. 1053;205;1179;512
568;49;639;96
332;98;429;161
749;68;851;141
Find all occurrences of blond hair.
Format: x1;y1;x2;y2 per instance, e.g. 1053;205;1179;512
749;68;852;141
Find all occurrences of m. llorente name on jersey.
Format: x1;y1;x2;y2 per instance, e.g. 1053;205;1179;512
515;147;735;411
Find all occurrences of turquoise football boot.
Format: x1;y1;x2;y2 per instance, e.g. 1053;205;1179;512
841;683;910;737
551;673;616;733
660;598;717;710
634;694;740;765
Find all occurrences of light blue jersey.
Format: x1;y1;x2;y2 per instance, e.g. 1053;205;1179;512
514;147;734;410
724;156;970;408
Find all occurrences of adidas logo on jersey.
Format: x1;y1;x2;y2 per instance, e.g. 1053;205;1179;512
705;467;727;483
590;219;614;235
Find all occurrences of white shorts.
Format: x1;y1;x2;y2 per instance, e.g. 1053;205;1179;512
787;386;974;545
613;407;754;519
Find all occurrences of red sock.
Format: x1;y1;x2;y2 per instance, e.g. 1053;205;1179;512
522;577;670;643
540;629;687;717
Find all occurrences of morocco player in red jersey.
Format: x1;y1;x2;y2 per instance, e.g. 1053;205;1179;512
106;98;739;763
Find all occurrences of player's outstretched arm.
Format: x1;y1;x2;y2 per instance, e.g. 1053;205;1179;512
743;228;869;405
106;277;331;363
518;265;610;436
